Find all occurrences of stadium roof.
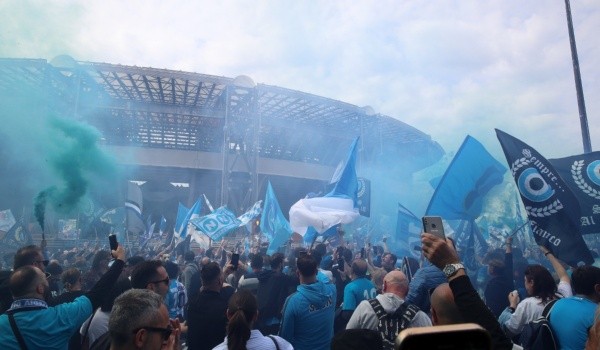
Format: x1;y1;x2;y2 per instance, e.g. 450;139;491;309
0;56;444;170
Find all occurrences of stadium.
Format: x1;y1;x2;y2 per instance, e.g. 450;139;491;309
0;55;444;242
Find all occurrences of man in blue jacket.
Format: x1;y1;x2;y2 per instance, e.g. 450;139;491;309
279;253;336;350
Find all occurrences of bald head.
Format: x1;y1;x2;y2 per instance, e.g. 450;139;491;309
382;270;409;297
430;283;464;325
10;265;48;299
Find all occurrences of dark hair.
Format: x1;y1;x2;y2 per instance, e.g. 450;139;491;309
311;250;323;265
313;243;327;257
226;290;258;350
296;254;317;278
61;268;81;290
201;262;221;285
250;253;263;270
571;265;600;296
91;250;112;270
270;253;284;270
383;252;398;266
524;264;556;302
131;260;163;289
184;251;195;262
13;245;42;269
46;261;63;276
342;248;353;263
164;260;179;279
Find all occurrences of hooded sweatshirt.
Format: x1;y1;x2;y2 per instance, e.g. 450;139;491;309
279;280;336;350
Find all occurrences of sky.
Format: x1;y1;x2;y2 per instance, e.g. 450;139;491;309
1;0;598;161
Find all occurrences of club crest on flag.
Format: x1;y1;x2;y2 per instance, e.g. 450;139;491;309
511;148;564;218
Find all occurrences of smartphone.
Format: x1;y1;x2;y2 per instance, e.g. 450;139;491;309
108;234;118;251
422;216;445;239
360;247;366;259
231;253;240;270
337;257;345;271
396;323;491;350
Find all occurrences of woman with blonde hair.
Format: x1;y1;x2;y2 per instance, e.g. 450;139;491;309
213;290;293;350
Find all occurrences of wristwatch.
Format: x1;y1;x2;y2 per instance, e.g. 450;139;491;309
442;263;464;278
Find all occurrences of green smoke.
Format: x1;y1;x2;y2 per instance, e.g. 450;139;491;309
33;116;118;230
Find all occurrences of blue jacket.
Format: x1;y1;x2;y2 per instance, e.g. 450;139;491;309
279;280;336;350
405;265;446;312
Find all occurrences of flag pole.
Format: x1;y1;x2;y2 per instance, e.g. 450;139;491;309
564;0;591;153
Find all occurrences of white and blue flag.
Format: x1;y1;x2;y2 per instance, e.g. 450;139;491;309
290;137;360;241
237;200;263;227
190;206;241;241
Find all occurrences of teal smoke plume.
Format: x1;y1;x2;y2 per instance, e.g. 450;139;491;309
33;117;117;230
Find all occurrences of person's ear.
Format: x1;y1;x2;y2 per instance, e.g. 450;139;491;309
134;328;146;347
431;307;439;325
36;283;45;295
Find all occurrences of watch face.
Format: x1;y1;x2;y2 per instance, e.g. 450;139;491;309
443;265;455;276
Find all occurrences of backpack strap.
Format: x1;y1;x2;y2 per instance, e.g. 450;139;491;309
8;313;29;350
267;335;281;350
541;299;559;319
394;303;420;329
368;298;388;320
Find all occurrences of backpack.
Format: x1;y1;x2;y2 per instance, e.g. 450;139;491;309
368;298;420;350
519;299;559;350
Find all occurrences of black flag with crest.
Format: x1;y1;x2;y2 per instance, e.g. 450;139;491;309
496;129;593;266
550;151;600;235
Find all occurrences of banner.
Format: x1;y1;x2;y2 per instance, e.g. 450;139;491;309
357;178;371;217
496;129;593;266
260;182;293;254
550;151;600;235
126;182;145;234
190;206;241;241
426;135;506;220
58;219;79;240
2;221;33;250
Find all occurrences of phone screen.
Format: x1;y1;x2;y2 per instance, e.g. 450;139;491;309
360;247;366;258
108;234;118;251
231;253;240;270
337;258;345;271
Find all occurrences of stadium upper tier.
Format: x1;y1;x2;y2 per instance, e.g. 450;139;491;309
0;56;444;172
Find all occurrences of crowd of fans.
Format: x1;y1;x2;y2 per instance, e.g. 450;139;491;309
0;230;599;350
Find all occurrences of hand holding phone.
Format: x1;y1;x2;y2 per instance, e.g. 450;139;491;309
422;216;445;239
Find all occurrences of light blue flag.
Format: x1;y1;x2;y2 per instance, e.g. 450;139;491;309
190;206;241;241
426;135;506;220
261;182;293;255
175;203;189;235
237;200;263;227
326;137;359;203
178;199;201;240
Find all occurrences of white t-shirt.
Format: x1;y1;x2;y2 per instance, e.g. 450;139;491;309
212;330;293;350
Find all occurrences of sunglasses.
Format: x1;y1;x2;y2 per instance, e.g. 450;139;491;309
133;326;173;342
149;277;170;285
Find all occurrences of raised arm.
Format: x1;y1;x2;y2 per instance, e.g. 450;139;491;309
539;245;570;285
